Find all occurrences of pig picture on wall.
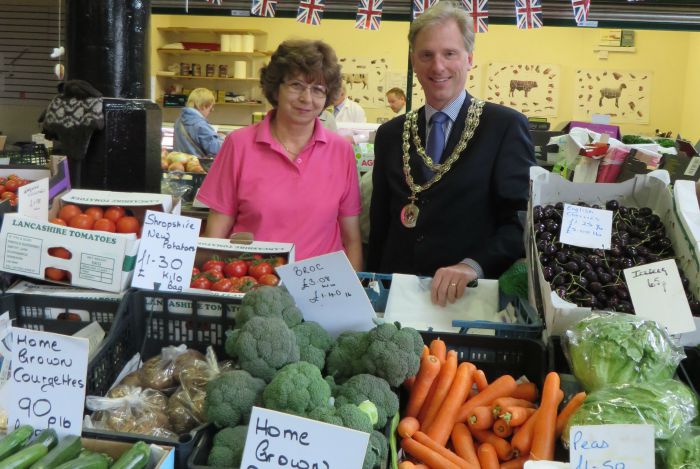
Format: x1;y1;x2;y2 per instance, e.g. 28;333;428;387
485;63;560;118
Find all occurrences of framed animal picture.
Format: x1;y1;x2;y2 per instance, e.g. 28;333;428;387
484;63;561;118
338;56;389;109
574;69;652;124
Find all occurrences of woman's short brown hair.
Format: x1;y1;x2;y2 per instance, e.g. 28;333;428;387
260;39;342;108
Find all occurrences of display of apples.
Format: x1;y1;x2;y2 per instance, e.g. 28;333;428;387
161;151;206;174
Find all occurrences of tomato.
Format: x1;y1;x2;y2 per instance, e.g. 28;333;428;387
93;218;116;232
1;192;15;200
190;276;212;290
249;261;273;280
69;213;94;230
4;179;19;192
48;247;71;259
202;260;224;273
7;174;19;181
192;267;200;277
9;199;17;207
224;260;248;278
116;216;140;235
238;275;258;293
84;206;104;222
271;256;287;267
50;217;67;226
0;185;5;193
0;177;5;184
45;267;68;281
59;204;82;221
104;206;126;223
258;273;280;286
205;269;224;282
211;278;233;292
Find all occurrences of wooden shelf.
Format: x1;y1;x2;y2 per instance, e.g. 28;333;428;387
592;46;636;53
157;49;269;57
158;27;267;36
159;101;264;108
156;72;258;82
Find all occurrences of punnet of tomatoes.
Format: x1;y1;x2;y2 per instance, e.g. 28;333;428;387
190;255;286;293
51;203;142;236
0;174;32;207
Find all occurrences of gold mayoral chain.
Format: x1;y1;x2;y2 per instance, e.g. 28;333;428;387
400;98;485;228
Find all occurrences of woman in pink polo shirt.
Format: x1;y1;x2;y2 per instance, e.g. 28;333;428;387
197;40;362;269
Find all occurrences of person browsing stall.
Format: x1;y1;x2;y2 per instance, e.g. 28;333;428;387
173;88;224;158
367;1;536;306
386;87;407;115
196;40;362;269
333;84;367;123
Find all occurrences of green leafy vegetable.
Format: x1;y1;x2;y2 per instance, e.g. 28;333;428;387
663;426;700;469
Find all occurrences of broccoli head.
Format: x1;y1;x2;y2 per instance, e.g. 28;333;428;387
235;286;303;328
363;430;389;469
207;425;248;467
225;316;300;382
334;374;399;429
361;322;423;387
325;331;370;383
262;361;331;416
292;321;334;370
307;403;373;434
205;370;266;428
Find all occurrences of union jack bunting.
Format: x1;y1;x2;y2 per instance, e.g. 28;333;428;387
462;0;488;33
355;0;383;30
412;0;438;20
571;0;590;24
297;0;325;25
515;0;543;29
204;0;222;4
251;0;277;17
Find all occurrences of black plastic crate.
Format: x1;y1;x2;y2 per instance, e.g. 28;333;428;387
0;143;49;166
677;346;699;397
187;424;217;469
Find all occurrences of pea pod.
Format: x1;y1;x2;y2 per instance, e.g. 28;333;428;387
0;426;34;461
110;441;150;469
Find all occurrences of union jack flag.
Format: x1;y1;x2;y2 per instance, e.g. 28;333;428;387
205;0;222;4
355;0;383;30
462;0;488;33
251;0;277;17
515;0;543;30
412;0;438;20
571;0;590;24
297;0;325;25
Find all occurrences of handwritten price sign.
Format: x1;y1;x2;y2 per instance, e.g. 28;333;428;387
132;210;201;292
560;203;613;250
569;424;654;469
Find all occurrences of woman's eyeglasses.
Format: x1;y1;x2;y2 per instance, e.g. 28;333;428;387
284;80;327;99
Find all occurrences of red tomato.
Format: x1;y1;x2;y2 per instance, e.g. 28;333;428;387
59;204;82;222
258;274;279;286
45;267;68;281
9;199;17;207
249;261;273;280
50;218;67;226
7;174;19;181
48;247;71;259
93;218;116;233
4;179;19;192
202;260;224;273
224;260;248;278
104;206;126;223
238;276;258;293
271;256;287;267
69;214;94;230
205;269;224;282
116;216;140;235
0;177;6;184
84;206;104;222
192;267;200;277
190;276;212;290
1;192;15;201
0;185;5;193
211;278;233;292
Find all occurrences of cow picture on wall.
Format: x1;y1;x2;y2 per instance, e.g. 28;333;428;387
338;56;389;109
574;69;652;124
485;62;560;118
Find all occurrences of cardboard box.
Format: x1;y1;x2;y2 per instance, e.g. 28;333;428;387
81;438;174;469
0;189;176;293
527;167;700;338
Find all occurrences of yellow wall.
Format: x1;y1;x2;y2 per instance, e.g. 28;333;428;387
151;14;699;139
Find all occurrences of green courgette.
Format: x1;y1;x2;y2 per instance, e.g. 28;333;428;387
29;435;82;469
0;426;34;461
110;441;150;469
27;430;57;452
53;453;110;469
0;443;48;469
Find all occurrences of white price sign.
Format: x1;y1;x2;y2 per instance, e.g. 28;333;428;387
132;210;201;291
17;178;49;221
569;424;655;469
7;328;89;438
559;204;613;250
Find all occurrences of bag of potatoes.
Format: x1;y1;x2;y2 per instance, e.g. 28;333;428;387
137;344;205;392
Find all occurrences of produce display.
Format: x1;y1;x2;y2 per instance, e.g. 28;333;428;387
161;151;206;173
533;200;700;315
190;255;283;293
0;174;31;207
50;204;141;235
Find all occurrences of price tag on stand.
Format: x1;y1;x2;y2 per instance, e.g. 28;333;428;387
559;204;613;250
275;251;376;337
7;328;89;438
131;210;201;292
17;177;49;221
624;259;696;334
569;424;655;469
240;407;370;469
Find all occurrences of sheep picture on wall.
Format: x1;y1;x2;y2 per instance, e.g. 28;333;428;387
575;69;651;124
599;83;627;107
485;63;560;117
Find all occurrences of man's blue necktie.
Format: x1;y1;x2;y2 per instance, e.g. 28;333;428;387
423;111;448;179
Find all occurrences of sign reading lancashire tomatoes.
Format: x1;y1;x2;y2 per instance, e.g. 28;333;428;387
132;210;201;292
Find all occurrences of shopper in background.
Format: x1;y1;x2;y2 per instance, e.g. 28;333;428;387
197;40;362;269
386;87;407;115
333;84;367;123
368;1;535;306
173;88;223;158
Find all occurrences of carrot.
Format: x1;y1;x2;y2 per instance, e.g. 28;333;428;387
401;437;462;469
451;423;479;466
467;405;494;431
511;381;539;402
472;369;488;391
555;391;586;438
404;376;416;391
457;375;518;423
425;361;475;446
421;344;430;359
492;397;536;417
418;350;458;428
413;431;473;469
398;416;421;438
510;389;561;458
414;465;429;469
499;455;530;469
492;418;513;439
499;406;536;427
477;442;501;469
471;429;514;461
398;462;416;469
530;372;562;461
429;338;447;364
406;355;442;418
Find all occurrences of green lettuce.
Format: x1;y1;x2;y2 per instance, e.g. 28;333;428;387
565;312;685;392
664;427;700;469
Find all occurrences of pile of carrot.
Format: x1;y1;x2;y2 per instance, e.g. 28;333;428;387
397;339;587;469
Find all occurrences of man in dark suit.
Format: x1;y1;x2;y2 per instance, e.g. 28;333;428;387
367;0;535;306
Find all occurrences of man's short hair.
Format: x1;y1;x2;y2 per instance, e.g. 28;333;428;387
408;1;475;54
386;88;406;100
